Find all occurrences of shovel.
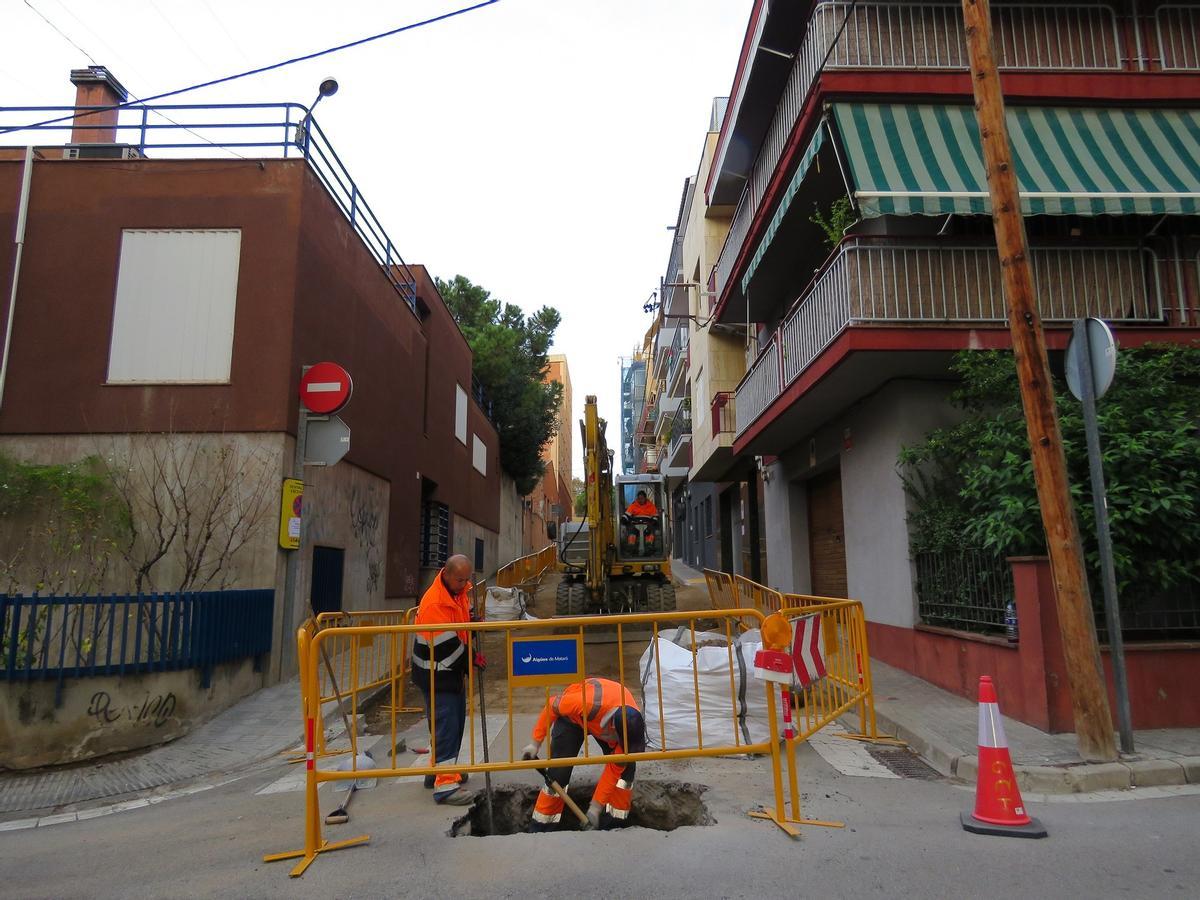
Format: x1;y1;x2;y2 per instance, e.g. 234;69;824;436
324;750;376;826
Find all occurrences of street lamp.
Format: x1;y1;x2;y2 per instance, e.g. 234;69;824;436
296;76;339;153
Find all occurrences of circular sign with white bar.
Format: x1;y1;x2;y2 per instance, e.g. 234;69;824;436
299;361;353;414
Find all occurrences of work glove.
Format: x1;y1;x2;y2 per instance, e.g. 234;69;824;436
473;651;487;670
520;741;542;761
586;801;603;830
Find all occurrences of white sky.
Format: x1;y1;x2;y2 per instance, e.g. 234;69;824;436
0;0;751;479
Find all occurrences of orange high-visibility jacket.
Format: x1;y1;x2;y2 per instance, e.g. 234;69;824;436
411;570;473;692
533;678;640;747
626;498;658;517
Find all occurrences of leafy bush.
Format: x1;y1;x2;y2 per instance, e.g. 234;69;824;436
900;344;1200;595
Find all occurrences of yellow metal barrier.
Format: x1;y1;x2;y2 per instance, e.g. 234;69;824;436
704;574;899;749
298;608;421;760
734;574;785;615
265;606;823;878
494;544;557;589
703;568;739;611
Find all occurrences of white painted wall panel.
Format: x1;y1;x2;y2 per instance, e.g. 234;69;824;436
455;384;468;444
472;434;486;475
107;229;241;383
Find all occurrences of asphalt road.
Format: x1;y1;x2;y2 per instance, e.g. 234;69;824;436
3;737;1197;900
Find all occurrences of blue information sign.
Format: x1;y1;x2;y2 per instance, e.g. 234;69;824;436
509;635;583;687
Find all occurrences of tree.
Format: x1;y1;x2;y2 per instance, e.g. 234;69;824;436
437;275;564;495
900;345;1200;602
0;453;126;596
572;476;586;517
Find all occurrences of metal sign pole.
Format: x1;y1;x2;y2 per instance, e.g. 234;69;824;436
280;400;310;678
1074;320;1134;754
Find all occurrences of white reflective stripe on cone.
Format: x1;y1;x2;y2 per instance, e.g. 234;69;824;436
978;702;1008;749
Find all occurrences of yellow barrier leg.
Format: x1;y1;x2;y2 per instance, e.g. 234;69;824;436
783;725;845;830
748;682;801;838
265;661;370;876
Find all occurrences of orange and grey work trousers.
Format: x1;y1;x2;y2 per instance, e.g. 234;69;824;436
531;720;634;828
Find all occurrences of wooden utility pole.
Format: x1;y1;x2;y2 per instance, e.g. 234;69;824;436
960;0;1117;762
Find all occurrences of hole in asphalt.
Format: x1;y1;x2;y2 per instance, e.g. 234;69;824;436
450;780;715;836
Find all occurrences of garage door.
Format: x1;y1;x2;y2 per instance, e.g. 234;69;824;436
808;470;847;598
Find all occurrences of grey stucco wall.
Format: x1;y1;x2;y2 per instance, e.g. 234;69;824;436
497;475;524;572
840;382;952;627
452;513;499;580
759;380;956;625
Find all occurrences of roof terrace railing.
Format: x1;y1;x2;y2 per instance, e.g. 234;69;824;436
0;102;417;311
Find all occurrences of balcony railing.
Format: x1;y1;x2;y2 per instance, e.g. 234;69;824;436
667;327;689;391
712;1;1141;301
738;337;781;436
1157;5;1200;69
666;427;693;471
711;392;737;439
0;102;418;311
735;239;1165;437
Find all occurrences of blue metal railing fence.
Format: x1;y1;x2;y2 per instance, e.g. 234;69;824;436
0;102;416;311
0;589;274;704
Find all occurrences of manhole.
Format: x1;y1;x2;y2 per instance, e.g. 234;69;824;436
450;780;715;836
867;747;942;780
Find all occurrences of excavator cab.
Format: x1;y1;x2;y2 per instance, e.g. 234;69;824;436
615;478;667;563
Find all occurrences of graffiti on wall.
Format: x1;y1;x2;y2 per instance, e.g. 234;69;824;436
87;690;178;728
350;485;384;595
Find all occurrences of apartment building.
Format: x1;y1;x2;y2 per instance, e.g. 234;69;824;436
698;2;1200;726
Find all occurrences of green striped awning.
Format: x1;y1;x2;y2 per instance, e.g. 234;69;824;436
740;123;827;295
832;103;1200;217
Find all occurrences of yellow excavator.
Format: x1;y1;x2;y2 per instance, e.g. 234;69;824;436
556;395;675;614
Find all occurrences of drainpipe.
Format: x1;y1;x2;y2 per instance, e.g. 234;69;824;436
0;146;35;412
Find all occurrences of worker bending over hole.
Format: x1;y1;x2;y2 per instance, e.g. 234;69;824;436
522;678;646;831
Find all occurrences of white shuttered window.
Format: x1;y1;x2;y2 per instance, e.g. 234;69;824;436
472;434;486;475
107;229;242;383
455;384;468;444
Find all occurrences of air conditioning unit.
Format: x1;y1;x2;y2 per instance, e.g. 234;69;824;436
62;144;142;160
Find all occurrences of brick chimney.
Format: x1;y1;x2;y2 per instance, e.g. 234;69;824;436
69;66;128;144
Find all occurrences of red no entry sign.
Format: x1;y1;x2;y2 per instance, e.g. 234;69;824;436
299;362;353;415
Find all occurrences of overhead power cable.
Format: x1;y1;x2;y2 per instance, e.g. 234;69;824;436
2;0;502;135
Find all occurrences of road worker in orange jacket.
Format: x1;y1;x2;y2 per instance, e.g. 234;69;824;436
411;554;484;806
624;490;659;552
625;490;658;517
521;677;646;831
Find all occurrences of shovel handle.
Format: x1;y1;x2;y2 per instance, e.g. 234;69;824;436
538;769;591;829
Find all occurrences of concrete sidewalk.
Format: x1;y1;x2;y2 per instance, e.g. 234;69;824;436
865;659;1200;793
0;677;309;817
670;558;707;587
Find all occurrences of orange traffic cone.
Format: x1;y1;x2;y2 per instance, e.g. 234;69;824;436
961;676;1047;839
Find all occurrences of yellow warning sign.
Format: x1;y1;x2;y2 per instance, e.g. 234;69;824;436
280;478;304;550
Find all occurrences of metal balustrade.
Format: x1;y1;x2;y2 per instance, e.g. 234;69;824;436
736;337;780;436
0;102;418;310
735;240;1163;437
0;590;273;702
712;1;1125;300
711;392;737;439
1157;5;1200;69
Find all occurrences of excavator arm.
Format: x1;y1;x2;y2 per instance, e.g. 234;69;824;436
581;395;613;593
